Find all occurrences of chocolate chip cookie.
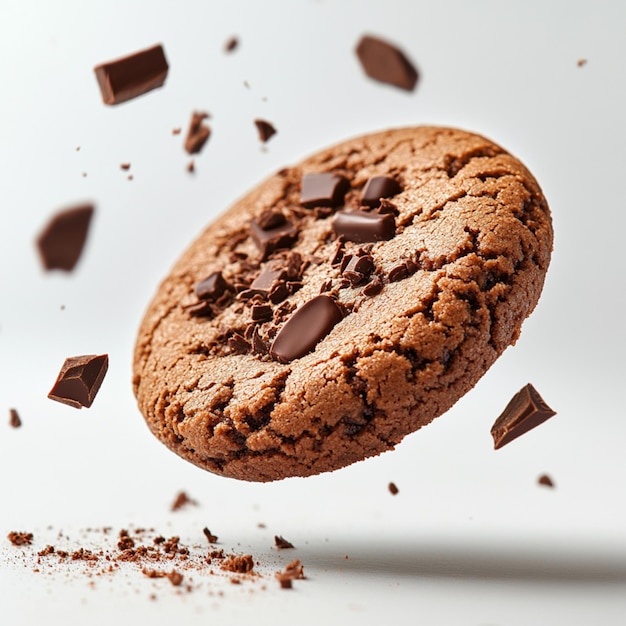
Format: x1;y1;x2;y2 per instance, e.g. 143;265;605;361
133;126;553;481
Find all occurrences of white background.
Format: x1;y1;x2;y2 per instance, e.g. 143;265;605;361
1;0;625;624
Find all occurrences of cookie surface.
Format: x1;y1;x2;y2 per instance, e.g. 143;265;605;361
133;126;552;482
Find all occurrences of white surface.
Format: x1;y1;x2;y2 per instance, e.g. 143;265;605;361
1;0;625;624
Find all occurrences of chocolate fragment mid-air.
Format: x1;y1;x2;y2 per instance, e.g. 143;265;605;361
36;204;94;272
48;354;109;409
333;209;396;243
491;383;556;449
355;35;418;91
274;535;295;550
361;176;402;207
300;173;349;208
538;474;555;488
254;119;277;143
184;112;211;155
269;295;343;363
94;44;169;105
9;408;21;428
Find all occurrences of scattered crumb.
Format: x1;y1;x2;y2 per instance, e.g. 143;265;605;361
172;127;182;135
538;474;555;488
170;491;198;511
388;482;399;495
224;36;239;53
184;111;211;155
276;559;305;589
577;58;587;67
221;554;254;573
9;408;21;428
120;163;131;170
202;527;218;544
274;535;295;550
8;531;33;546
187;160;195;173
254;119;277;143
167;570;184;586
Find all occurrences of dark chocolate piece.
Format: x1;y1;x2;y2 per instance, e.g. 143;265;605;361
48;354;108;409
228;333;251;354
9;408;21;428
388;263;409;282
184;112;211;155
362;276;383;297
538;474;555;488
36;204;94;272
491;383;556;449
254;119;277;143
355;35;418;91
250;218;298;260
300;173;349;209
251;303;273;322
120;163;131;171
332;209;395;243
250;262;286;295
269;295;343;363
195;271;229;301
225;36;239;52
342;254;375;285
388;482;399;495
274;535;295;549
203;527;218;543
361;176;402;207
94;44;169;105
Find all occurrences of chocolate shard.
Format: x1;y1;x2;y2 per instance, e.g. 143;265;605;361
48;354;109;409
250;218;298;260
355;35;418;92
9;408;21;428
269;295;343;363
274;535;295;550
332;209;395;243
251;303;273;322
254;119;277;143
250;262;286;295
36;204;94;272
361;176;402;207
94;44;169;105
491;383;556;449
300;173;349;209
195;271;229;301
342;254;375;285
184;112;211;155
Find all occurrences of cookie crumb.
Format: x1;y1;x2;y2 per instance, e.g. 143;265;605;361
202;527;218;543
170;491;198;511
172;127;182;135
9;408;21;428
388;482;399;495
538;474;555;488
221;554;254;573
120;163;131;170
274;535;295;550
254;119;277;143
167;570;184;586
8;531;33;546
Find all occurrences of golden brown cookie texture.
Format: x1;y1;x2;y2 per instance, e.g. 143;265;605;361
133;126;553;482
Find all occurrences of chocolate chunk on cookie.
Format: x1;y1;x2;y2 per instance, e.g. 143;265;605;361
133;127;553;481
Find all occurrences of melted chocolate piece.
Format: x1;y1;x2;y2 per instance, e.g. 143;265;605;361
269;295;343;363
36;204;94;272
491;383;556;449
361;176;402;207
48;354;109;409
300;173;349;209
195;271;229;300
355;35;418;92
94;44;169;105
332;210;395;243
251;219;298;260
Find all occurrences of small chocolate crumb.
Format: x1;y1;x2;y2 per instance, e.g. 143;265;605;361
47;354;108;409
184;111;211;155
221;554;254;573
577;58;587;67
538;474;555;488
202;527;218;544
94;44;169;105
172;127;182;135
274;535;295;550
276;559;305;589
355;35;418;91
120;163;131;170
36;204;94;272
9;408;21;428
187;160;195;173
8;531;33;546
224;36;239;53
388;482;399;495
491;383;556;449
254;119;277;143
167;570;184;586
170;491;198;512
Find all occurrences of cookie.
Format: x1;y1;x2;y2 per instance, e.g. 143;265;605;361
133;126;553;482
